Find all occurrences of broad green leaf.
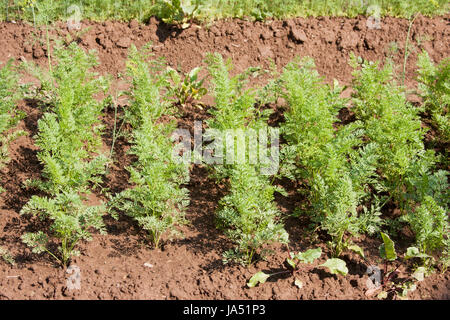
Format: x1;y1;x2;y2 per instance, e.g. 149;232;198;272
365;286;381;297
297;248;322;264
188;67;202;80
0;247;15;265
319;258;348;276
412;267;426;282
348;244;365;258
197;88;207;96
379;232;397;261
405;247;430;260
247;271;270;288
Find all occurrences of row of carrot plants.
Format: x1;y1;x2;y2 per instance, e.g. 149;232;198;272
19;43;110;266
0;43;448;284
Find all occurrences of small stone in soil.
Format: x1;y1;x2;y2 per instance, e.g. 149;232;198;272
290;27;308;43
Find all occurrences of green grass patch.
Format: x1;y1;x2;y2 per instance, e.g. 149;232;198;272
1;0;448;24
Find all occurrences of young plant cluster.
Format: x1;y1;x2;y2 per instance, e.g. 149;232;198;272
249;53;448;293
4;33;447;301
205;53;288;265
109;45;190;248
275;54;448;266
0;60;25;178
417;51;449;147
165;66;207;106
279;57;377;257
20;43;110;267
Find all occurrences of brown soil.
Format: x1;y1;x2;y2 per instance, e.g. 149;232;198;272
0;15;449;300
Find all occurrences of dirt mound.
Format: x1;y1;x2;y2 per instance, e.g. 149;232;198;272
1;15;449;84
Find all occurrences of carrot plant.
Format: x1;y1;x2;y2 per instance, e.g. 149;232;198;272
279;57;378;257
20;43;109;267
0;246;15;265
0;60;26;175
205;53;288;265
217;163;288;265
110;45;189;248
417;51;449;146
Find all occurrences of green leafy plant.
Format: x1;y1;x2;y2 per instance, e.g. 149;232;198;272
0;60;26;175
21;192;106;266
154;0;200;28
319;258;348;276
247;247;349;289
205;53;264;134
350;54;449;263
417;51;450;145
110;45;190;248
111;121;190;248
365;232;431;300
350;54;433;210
165;66;207;106
247;271;271;288
279;57;379;257
219;164;289;265
205;52;287;265
247;247;323;288
286;247;322;269
24;43;109;193
402;196;448;257
2;0;449;22
0;246;15;265
20;43;109;267
122;44;169;128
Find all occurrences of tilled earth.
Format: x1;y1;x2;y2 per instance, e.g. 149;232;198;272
0;14;449;300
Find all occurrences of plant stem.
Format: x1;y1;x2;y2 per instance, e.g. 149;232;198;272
402;13;419;87
44;247;62;265
32;5;36;29
154;232;161;249
46;23;52;74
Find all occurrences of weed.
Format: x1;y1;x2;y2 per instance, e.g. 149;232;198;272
205;52;287;265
